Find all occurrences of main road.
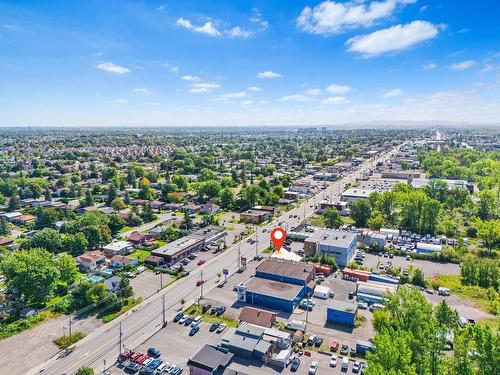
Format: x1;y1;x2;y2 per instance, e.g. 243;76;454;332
30;146;399;375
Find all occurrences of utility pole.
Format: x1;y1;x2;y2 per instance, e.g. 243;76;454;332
305;291;311;329
68;316;72;337
255;235;258;259
237;245;241;270
162;294;166;327
159;272;163;291
200;270;204;299
118;322;122;356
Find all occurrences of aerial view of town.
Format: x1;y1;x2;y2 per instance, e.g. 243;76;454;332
0;1;498;375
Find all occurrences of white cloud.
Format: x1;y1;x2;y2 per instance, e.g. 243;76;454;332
132;88;151;96
176;17;220;37
181;75;200;81
190;82;221;93
326;83;352;94
247;86;262;92
304;88;322;96
215;91;247;102
450;60;476;71
145;102;160;106
422;63;437;70
257;71;283;79
346;20;439;57
157;5;166;11
226;26;253;38
170;66;179;73
113;99;128;104
241;100;254;107
382;88;405;97
96;62;131;74
321;96;350;105
297;0;416;35
250;8;268;30
278;94;314;102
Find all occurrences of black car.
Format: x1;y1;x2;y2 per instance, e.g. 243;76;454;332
147;347;161;358
184;317;194;326
215;306;226;316
209;322;220;332
173;312;183;322
290;358;301;372
202;304;212;313
210;306;219;315
314;337;323;347
340;344;349;355
125;362;141;373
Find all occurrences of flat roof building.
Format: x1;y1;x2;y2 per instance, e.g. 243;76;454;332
304;229;357;267
151;236;204;262
341;188;375;203
187;344;234;375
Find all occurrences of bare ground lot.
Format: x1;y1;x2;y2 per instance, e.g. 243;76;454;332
0;314;103;375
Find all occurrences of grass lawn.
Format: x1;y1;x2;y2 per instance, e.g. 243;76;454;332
128;249;151;263
432;274;499;315
0;310;59;340
184;304;238;328
101;297;142;323
309;215;326;228
119;225;134;234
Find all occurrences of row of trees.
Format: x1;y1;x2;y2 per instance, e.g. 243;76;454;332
367;287;499;375
460;256;499;290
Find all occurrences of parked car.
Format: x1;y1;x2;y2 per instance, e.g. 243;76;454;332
308;361;318;374
210;306;219;315
125;362;141;373
191;316;202;327
307;335;317;346
184;317;194;326
201;304;212;313
147;347;161;358
197;260;206;266
178;315;188;324
149;359;162;369
350;347;356;355
189;325;200;336
215;306;226;316
330;341;339;352
353;361;361;373
314;337;323;347
196;280;205;286
330;354;338;367
216;323;227;333
340;344;349;355
358;302;368;310
290;357;301;372
209;322;220;332
142;358;153;367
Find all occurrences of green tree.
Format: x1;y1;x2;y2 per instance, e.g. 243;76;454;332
477;189;497;220
411;268;426;287
62;233;89;256
7;194;20;212
110;197;126;211
30;228;62;253
366;330;417;375
56;254;79;285
108;214;125;235
106;184;118;206
181;212;194;230
478;219;500;251
0;216;11;236
220;188;234;209
368;210;385;230
0;248;60;305
75;367;94;375
323;208;342;229
84;190;94;207
350;199;372;227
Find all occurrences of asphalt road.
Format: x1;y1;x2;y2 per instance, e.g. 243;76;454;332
30;147;398;375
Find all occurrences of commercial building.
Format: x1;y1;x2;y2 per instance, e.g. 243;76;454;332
357;231;387;250
190;225;227;246
316;200;349;215
239;209;272;224
187;344;234;375
416;242;442;254
221;323;272;360
327;300;358;326
341;188;375;204
237;259;316;312
304;229;357;267
151;236;204;263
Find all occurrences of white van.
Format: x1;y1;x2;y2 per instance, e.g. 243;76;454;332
286;319;306;331
341;357;349;370
191;316;202;327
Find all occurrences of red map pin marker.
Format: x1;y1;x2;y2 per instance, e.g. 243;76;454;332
270;227;286;253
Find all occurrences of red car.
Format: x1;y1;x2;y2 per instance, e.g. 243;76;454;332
196;280;205;286
131;353;142;362
330;341;339;352
197;260;206;266
136;354;148;364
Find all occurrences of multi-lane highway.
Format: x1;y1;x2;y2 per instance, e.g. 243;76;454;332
30;146;398;375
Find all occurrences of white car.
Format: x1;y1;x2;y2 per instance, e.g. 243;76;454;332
358;302;368;310
142;358;153;366
329;354;338;367
308;361;318;374
216;323;227;333
179;315;188;324
353;361;361;373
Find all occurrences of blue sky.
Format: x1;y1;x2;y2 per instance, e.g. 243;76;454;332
0;0;499;126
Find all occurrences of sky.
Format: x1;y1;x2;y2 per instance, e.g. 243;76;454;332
1;0;500;127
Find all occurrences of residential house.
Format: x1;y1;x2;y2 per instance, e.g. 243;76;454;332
104;275;122;292
200;202;221;215
102;241;134;258
76;251;106;270
238;307;277;328
127;231;156;245
110;255;138;268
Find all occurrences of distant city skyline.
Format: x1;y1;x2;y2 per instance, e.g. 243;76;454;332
1;0;499;126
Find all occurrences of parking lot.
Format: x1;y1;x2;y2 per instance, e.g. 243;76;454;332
362;252;460;278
